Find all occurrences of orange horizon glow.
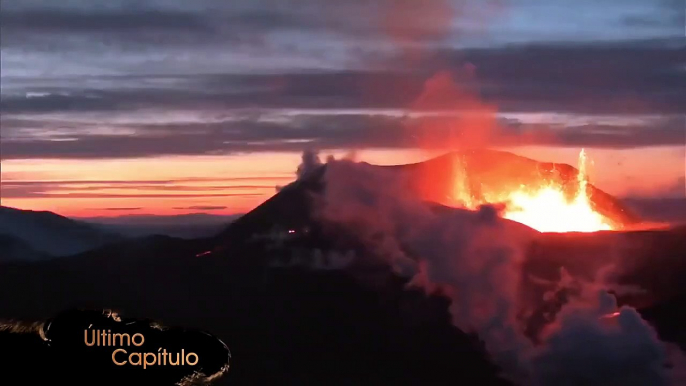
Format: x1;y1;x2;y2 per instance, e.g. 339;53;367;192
1;147;683;219
0;149;435;217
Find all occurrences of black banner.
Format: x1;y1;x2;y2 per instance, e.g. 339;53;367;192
0;308;230;385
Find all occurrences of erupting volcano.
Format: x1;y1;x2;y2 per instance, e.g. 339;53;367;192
499;150;613;232
444;149;620;233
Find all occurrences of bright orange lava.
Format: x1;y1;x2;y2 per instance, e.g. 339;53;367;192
450;149;615;233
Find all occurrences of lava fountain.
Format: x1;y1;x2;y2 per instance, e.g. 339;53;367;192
450;149;615;233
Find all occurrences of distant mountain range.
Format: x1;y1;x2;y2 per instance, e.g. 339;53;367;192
78;213;242;239
622;197;686;224
0;208;241;262
0;206;123;261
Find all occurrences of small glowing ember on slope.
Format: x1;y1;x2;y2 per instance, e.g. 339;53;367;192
450;149;615;233
600;311;621;319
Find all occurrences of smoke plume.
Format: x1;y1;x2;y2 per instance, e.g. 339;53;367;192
310;153;683;385
296;149;323;180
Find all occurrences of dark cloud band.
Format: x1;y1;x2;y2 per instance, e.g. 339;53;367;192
1;113;683;160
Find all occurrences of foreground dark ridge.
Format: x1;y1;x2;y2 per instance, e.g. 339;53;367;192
0;224;685;385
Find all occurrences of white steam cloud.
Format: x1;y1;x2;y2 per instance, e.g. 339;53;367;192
531;290;670;386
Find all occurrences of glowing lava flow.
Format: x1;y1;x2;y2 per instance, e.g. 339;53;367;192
502;186;612;233
451;149;615;233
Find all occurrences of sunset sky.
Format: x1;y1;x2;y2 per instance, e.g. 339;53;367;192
1;0;684;218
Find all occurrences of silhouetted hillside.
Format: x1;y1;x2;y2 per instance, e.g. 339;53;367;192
0;234;49;262
0;229;514;385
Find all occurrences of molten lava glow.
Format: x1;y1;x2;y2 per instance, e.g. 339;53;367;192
503;186;613;233
451;149;615;233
